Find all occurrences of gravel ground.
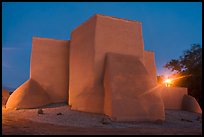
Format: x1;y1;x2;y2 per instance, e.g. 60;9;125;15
3;103;202;129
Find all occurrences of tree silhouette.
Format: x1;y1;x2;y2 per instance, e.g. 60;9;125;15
164;44;202;108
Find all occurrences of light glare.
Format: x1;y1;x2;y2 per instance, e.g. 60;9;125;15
163;78;172;87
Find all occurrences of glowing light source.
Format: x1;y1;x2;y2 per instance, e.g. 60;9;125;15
160;72;192;87
163;78;173;87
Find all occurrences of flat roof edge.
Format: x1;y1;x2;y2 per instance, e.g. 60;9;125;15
32;36;69;42
95;14;142;24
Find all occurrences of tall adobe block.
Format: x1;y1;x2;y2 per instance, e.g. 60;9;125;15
144;50;157;86
69;14;146;113
103;52;165;121
31;37;69;103
6;37;69;109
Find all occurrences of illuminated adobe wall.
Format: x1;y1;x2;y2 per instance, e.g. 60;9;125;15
144;50;157;86
182;94;202;113
6;37;69;109
5;14;201;119
31;37;69;103
69;14;147;113
104;52;165;121
158;86;188;110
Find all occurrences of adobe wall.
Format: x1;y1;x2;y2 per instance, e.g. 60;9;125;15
4;14;200;119
69;15;102;113
2;89;10;106
182;95;202;113
158;86;188;110
69;14;146;114
104;52;165;121
94;14;145;82
144;50;157;86
31;37;69;103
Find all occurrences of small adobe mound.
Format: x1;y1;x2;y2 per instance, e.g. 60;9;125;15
182;95;202;114
2;89;10;106
6;79;51;109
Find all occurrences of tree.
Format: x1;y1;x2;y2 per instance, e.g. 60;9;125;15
164;44;202;108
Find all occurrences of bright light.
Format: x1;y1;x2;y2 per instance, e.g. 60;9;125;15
159;72;192;87
163;78;172;87
164;78;172;84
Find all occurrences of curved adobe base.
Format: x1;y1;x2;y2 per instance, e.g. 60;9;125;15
2;89;10;106
182;95;202;114
6;79;51;109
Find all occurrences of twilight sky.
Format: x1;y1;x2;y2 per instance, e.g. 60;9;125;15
2;2;202;89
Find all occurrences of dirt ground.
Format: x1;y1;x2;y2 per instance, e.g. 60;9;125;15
2;104;202;135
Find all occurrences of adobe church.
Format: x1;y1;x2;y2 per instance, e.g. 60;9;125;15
5;14;202;122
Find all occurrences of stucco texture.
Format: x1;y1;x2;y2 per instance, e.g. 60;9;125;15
182;95;202;113
69;14;147;114
6;37;69;109
5;14;199;121
158;86;188;110
143;50;157;86
31;37;69;103
103;52;165;121
6;79;51;109
2;89;10;106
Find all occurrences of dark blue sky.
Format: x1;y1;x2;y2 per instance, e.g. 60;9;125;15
2;2;202;88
